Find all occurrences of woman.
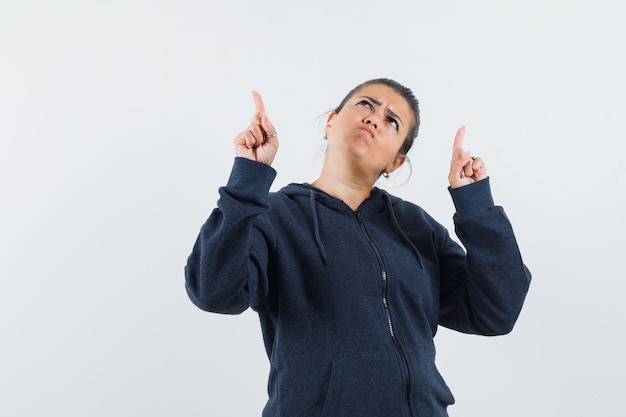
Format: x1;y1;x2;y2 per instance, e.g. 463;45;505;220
185;78;531;416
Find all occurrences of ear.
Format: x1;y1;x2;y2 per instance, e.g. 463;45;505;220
385;153;407;175
326;112;335;127
324;112;336;138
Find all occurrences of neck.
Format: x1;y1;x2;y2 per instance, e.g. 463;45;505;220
311;159;378;212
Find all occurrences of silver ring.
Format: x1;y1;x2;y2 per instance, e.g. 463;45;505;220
265;133;278;139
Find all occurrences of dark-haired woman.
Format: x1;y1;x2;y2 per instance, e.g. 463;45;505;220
185;78;531;416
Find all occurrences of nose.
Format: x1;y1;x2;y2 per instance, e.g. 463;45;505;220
364;116;378;130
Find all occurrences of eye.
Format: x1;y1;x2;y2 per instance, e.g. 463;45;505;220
357;100;373;110
387;117;398;130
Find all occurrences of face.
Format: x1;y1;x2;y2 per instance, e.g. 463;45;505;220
326;84;414;177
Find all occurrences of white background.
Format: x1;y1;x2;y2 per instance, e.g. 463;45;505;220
2;1;625;416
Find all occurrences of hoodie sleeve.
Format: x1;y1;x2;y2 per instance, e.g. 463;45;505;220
184;157;277;314
437;178;531;335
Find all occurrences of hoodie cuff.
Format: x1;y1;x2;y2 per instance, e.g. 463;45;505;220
448;177;494;217
227;157;277;196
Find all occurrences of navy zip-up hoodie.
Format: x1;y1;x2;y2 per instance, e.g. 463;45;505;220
185;157;531;417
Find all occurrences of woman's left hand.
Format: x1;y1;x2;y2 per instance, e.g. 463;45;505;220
448;126;488;188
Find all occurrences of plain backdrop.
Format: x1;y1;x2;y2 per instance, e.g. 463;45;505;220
2;1;625;416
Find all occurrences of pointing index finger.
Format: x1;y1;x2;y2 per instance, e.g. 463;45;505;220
251;90;266;114
453;126;466;149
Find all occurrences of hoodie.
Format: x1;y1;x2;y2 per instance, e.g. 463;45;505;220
185;157;531;417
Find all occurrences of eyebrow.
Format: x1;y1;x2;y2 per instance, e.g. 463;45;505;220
359;96;404;126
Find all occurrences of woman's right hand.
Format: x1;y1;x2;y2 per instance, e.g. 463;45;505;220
448;126;488;188
234;91;279;165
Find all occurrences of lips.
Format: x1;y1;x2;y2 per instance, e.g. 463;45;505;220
359;126;374;138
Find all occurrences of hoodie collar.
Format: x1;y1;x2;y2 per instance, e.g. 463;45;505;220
279;183;424;269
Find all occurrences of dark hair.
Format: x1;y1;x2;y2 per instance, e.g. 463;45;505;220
334;78;420;155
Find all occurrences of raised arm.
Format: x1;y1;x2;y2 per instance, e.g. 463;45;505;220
439;127;531;335
185;92;279;314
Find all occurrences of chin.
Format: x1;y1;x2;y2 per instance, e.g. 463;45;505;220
345;135;370;153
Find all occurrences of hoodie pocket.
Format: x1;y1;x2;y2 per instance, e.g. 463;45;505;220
320;351;405;417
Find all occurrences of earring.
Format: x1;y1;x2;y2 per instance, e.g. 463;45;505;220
382;172;390;179
323;134;328;140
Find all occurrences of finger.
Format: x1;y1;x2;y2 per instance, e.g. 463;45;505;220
471;156;482;172
244;131;257;149
239;127;262;149
463;159;474;178
250;124;265;144
453;126;465;150
250;111;263;126
450;148;471;173
471;157;488;180
261;115;275;136
251;90;266;115
450;126;470;179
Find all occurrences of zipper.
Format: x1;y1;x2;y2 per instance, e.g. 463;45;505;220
356;212;414;417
